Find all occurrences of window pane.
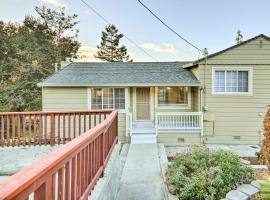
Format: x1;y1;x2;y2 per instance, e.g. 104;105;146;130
215;71;225;92
91;88;102;109
238;71;248;92
158;87;188;105
214;70;249;93
103;88;113;109
226;71;237;92
115;88;125;109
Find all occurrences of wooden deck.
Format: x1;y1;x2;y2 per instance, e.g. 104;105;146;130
0;110;118;200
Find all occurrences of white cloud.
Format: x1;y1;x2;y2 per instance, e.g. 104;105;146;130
39;0;67;8
76;45;100;62
139;43;179;54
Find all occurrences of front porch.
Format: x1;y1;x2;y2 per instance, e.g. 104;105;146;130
123;86;203;144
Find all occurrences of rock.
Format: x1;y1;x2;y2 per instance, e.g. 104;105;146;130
240;158;251;165
226;190;249;200
251;180;264;189
237;184;259;196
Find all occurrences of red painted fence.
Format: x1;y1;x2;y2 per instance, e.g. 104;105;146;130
0;110;112;147
0;110;118;200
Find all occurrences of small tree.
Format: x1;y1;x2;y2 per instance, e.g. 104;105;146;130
95;24;131;62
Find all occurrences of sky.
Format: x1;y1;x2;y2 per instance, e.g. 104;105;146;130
1;0;270;62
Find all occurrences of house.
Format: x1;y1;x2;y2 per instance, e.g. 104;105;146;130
38;34;270;145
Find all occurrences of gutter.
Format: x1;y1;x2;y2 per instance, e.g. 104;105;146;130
37;83;202;87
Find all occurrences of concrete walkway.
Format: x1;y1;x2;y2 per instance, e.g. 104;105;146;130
117;144;165;200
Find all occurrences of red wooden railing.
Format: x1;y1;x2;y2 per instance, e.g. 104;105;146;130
0;110;112;147
0;110;118;200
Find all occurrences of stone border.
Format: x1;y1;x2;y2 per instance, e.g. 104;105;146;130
224;180;264;200
89;143;129;200
158;144;178;200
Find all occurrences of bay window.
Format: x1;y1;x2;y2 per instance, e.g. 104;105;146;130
91;88;125;109
213;68;252;94
158;86;189;106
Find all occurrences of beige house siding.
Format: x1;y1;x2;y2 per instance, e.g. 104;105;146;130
157;133;201;146
42;87;127;143
199;36;270;145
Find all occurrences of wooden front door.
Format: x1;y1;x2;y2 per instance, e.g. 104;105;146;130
136;87;150;120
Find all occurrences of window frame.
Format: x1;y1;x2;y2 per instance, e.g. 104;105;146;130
155;86;192;109
212;67;253;96
88;87;127;111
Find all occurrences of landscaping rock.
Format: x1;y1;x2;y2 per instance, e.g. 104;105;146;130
251;180;264;189
237;184;259;196
226;190;249;200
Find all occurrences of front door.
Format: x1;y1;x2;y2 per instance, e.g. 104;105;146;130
136;87;150;120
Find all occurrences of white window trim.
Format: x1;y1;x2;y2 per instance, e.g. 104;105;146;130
87;87;127;111
154;87;192;110
212;67;253;96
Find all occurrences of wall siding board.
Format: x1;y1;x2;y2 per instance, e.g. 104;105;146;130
42;87;126;143
199;36;270;145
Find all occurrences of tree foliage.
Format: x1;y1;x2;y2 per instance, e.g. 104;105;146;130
95;24;132;62
0;6;80;111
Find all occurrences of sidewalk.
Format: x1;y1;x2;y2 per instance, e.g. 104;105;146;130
117;144;165;200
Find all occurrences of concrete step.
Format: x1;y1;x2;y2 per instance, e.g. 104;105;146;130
132;128;156;134
131;135;157;144
132;121;155;129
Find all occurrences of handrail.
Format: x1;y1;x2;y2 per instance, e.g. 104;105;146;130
0;110;112;147
0;110;118;200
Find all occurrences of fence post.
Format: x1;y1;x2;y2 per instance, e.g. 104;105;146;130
50;113;55;145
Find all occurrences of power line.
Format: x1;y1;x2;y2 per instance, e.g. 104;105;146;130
137;0;204;53
79;0;158;61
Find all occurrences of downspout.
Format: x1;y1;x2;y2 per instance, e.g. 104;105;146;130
201;48;208;145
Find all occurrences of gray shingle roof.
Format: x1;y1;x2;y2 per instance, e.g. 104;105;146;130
38;62;200;87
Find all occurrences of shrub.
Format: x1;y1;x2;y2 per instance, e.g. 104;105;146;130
167;146;256;200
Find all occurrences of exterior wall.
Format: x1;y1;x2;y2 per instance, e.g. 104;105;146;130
199;36;270;145
42;87;127;143
157;133;201;146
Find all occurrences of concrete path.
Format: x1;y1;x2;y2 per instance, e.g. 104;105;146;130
117;144;165;200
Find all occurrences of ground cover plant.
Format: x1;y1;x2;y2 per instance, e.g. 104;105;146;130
167;146;255;200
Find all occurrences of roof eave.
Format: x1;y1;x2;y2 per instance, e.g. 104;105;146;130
38;83;201;87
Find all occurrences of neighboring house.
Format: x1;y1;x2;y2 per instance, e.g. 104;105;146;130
38;34;270;145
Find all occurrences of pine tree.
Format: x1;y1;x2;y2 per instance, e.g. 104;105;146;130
95;24;132;62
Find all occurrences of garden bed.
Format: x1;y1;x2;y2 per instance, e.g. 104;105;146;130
165;146;257;200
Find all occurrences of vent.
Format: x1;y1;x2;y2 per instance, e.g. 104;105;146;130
233;136;241;140
178;138;185;142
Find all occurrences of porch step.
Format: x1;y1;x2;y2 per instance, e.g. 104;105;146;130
132;121;155;129
132;128;156;134
131;135;157;144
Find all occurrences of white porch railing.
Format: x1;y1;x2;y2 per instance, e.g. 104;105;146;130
155;112;203;135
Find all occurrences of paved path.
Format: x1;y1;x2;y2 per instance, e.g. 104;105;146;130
117;144;165;200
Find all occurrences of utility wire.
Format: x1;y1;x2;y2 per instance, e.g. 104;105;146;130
137;0;204;54
80;0;158;61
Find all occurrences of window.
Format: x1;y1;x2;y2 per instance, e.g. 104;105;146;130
91;88;125;109
213;68;252;94
158;87;189;106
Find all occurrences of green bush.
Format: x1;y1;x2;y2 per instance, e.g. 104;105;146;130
167;146;256;200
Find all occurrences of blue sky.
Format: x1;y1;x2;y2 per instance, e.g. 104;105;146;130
1;0;270;61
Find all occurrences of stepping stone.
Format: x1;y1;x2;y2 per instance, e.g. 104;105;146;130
237;184;259;196
226;190;249;200
251;180;266;189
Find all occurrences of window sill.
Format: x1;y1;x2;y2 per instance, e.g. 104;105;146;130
212;92;253;96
